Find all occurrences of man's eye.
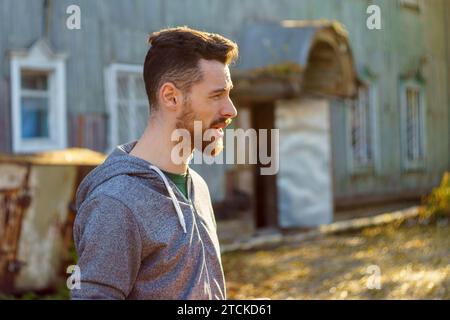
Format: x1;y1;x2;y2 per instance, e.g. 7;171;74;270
211;95;222;100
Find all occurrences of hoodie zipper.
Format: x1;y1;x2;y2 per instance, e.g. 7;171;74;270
187;173;213;299
150;166;213;299
174;171;213;299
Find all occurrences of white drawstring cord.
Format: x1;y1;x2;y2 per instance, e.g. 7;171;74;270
148;165;187;234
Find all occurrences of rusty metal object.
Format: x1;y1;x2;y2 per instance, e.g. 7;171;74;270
0;164;31;293
0;149;104;294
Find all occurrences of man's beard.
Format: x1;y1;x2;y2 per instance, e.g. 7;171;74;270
175;98;226;157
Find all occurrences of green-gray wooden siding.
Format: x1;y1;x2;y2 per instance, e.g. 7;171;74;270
0;0;449;201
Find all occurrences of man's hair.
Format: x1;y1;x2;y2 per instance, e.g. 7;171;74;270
143;26;238;110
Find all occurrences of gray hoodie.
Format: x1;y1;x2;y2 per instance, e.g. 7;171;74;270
71;140;226;300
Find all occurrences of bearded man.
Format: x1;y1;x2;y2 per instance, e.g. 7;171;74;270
72;26;238;300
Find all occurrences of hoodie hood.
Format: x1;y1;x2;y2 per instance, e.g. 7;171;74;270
76;140;188;233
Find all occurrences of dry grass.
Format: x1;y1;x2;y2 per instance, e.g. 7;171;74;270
222;220;449;299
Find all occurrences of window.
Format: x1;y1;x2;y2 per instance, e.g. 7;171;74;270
400;82;426;169
10;40;67;153
347;85;377;172
105;64;149;150
20;71;50;139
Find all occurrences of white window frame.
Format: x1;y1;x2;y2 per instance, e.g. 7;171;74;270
104;63;148;152
10;40;67;153
399;80;427;171
346;83;379;174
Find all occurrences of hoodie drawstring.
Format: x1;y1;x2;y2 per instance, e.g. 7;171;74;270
148;165;187;234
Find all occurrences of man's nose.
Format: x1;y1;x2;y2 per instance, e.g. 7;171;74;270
221;98;238;119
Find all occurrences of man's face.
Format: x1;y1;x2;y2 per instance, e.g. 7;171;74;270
176;59;237;156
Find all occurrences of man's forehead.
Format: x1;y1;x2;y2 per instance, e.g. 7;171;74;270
199;59;232;87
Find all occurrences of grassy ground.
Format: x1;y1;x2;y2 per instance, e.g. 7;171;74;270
222;219;449;299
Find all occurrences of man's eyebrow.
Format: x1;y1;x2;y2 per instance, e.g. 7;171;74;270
209;84;234;95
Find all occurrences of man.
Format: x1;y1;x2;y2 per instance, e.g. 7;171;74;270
72;27;238;299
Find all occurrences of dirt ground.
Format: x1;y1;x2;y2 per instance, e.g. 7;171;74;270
222;219;449;299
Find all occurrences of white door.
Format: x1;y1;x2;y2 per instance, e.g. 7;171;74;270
276;98;333;227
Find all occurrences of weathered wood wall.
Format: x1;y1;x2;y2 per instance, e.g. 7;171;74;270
0;0;449;203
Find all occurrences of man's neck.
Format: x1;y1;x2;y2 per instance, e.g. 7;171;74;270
129;115;192;175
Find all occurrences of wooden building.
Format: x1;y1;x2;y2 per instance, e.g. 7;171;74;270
0;0;449;236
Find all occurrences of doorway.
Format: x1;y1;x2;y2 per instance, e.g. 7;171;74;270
251;102;279;229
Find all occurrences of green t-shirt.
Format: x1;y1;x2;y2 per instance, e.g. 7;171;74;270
162;170;189;200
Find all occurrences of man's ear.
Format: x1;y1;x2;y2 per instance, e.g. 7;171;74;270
159;82;180;111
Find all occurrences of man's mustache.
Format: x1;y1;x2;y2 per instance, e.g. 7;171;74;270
209;117;232;129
